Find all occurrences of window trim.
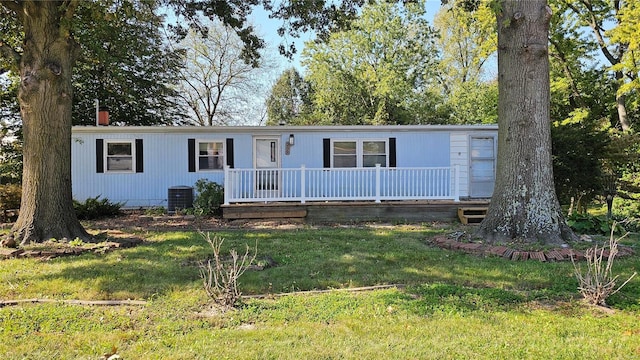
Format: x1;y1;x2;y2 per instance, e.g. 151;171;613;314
104;140;135;173
330;139;389;168
196;139;226;172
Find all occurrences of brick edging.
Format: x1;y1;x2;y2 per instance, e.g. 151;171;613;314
429;236;635;262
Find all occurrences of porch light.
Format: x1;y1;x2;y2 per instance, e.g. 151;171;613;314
285;134;295;155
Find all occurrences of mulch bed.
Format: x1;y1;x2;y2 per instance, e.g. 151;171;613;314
429;234;636;262
85;211;307;231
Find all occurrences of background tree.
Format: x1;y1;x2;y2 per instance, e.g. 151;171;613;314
548;32;618;213
265;67;315;125
433;0;496;87
71;0;186;126
432;0;498;124
553;0;637;131
174;19;276;126
608;0;639;98
0;73;19;126
444;80;498;124
549;0;639;218
301;0;445;125
0;75;22;185
0;0;265;245
0;76;22;184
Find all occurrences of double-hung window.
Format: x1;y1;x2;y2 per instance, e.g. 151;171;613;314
198;141;224;171
362;141;387;167
188;138;233;172
96;139;143;173
106;141;134;172
332;140;387;168
332;141;357;168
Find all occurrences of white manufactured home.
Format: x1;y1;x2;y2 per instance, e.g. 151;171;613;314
70;125;497;212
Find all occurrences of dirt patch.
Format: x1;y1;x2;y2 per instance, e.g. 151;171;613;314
83;210;309;232
0;231;143;261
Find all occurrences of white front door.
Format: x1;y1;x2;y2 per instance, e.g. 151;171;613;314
254;137;280;198
469;136;496;198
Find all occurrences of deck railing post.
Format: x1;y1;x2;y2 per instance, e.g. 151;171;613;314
223;165;230;205
300;165;306;204
375;164;381;203
453;165;460;202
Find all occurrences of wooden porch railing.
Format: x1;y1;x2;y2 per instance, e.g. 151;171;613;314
223;165;460;205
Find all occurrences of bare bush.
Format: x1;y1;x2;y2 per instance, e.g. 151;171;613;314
572;227;637;306
198;232;257;309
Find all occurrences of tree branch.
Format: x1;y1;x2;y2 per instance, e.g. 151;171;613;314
0;41;21;68
565;0;618;65
549;37;585;108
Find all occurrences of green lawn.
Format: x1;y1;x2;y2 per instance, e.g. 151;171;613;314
1;225;639;359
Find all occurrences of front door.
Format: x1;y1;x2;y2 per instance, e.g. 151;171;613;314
469;136;496;198
254;137;280;198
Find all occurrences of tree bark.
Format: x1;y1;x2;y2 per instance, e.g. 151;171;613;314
615;71;630;131
11;1;90;245
476;0;575;245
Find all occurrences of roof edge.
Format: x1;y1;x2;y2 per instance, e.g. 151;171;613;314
72;124;499;134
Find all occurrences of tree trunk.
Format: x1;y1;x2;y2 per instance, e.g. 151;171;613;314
476;0;575;245
11;2;90;245
615;71;630;131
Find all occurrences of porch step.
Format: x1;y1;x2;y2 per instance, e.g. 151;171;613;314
458;207;488;225
223;205;307;220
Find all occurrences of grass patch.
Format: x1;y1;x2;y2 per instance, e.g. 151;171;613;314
1;225;639;358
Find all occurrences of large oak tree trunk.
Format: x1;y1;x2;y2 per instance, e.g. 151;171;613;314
11;2;90;245
476;0;575;245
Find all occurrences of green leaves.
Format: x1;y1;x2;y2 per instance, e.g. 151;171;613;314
566;213;626;235
302;1;443;125
432;0;498;125
266;68;314;125
71;0;186;126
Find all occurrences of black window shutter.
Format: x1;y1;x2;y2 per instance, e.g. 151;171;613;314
226;138;234;168
135;139;144;173
389;137;396;168
96;139;104;173
323;138;330;168
188;138;196;172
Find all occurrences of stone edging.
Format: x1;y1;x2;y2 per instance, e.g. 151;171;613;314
429;235;635;262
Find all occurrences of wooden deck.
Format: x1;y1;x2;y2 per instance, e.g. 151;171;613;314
222;200;490;223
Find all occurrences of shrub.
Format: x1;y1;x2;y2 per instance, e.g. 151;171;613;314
612;198;640;232
566;213;626;235
193;179;224;216
572;229;637;306
73;196;122;220
198;232;257;310
0;183;21;211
